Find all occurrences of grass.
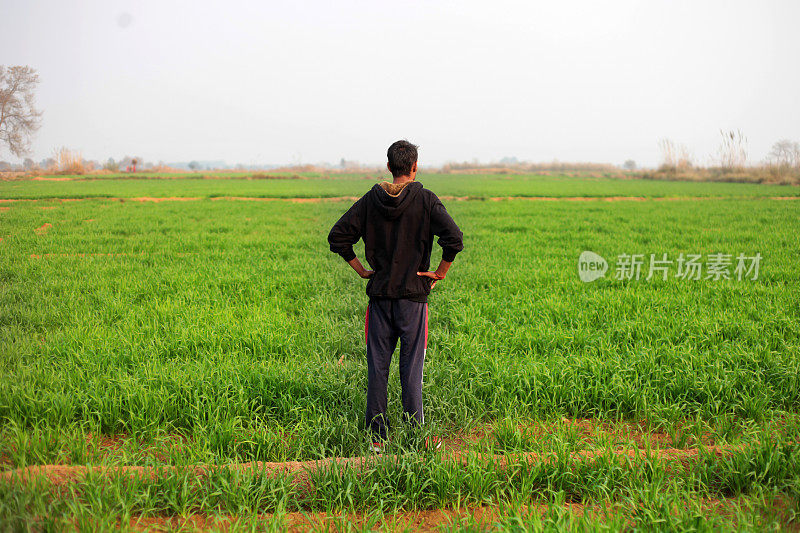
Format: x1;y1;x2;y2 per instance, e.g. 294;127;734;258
1;441;798;529
0;174;798;529
2;171;799;199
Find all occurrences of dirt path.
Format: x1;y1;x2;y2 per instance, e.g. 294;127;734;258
1;445;739;488
125;503;588;532
0;195;798;205
121;493;796;532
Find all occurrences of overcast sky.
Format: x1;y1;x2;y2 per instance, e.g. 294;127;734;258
2;0;799;167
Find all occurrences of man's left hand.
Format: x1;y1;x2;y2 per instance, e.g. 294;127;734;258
417;271;444;289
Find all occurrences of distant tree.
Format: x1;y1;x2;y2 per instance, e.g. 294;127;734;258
623;160;637;170
188;161;200;171
768;139;800;168
0;66;43;157
499;156;519;165
340;158;346;168
104;157;119;171
23;157;35;170
0;161;10;171
40;157;55;170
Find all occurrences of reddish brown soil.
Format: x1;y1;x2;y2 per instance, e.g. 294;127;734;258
130;197;201;202
545;417;716;448
111;495;795;532
124;503;585;532
34;222;52;235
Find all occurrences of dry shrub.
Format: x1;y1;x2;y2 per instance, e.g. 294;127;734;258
658;139;693;173
52;147;85;175
715;130;748;169
640;165;800;186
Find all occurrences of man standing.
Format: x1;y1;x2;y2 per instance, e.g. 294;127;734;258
328;140;464;452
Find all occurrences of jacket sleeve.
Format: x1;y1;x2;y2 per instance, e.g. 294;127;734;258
430;197;464;262
328;197;366;262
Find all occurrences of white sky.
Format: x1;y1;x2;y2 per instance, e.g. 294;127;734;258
2;0;799;167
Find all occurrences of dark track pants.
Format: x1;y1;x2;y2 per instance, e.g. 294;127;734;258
364;299;428;440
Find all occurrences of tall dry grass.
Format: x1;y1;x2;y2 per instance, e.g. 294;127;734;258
52;147;88;174
649;134;800;185
658;139;694;172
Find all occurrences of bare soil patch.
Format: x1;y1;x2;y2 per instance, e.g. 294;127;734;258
128;197;202;202
545;417;716;449
34;223;52;235
1;445;741;488
124;504;573;532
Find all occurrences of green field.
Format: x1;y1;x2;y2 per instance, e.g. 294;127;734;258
1;174;799;530
4;172;800;199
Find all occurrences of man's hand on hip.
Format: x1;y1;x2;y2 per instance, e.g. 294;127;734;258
417;259;453;289
347;257;374;279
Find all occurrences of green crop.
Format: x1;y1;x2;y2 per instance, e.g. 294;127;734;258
1;174;798;529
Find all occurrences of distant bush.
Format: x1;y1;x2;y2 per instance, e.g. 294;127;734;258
440;161;619;174
640;165;800;186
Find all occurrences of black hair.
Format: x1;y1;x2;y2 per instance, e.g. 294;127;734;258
387;140;418;177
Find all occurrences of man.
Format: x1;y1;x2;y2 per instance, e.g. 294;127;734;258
328;140;464;452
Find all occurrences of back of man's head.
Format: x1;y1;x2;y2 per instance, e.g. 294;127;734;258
387;140;418;177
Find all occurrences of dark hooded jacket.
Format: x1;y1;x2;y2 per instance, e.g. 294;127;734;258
328;181;464;302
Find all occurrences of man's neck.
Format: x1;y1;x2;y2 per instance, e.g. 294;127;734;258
392;175;414;185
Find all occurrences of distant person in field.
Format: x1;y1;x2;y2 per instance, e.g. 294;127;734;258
328;140;464;453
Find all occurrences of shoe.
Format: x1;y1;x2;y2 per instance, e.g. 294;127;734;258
369;441;385;454
422;436;442;451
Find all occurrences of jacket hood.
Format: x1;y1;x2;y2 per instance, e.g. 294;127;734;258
368;181;423;220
